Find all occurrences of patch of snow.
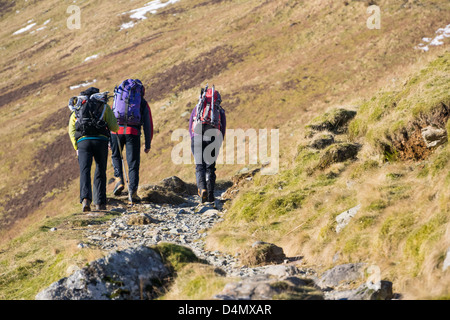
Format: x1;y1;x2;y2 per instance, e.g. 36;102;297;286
13;22;37;35
70;79;97;90
120;21;136;30
30;26;47;34
417;45;429;52
84;54;99;62
43;19;51;25
120;0;180;31
416;24;450;52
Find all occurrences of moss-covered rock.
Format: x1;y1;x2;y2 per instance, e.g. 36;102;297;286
317;143;360;169
309;132;335;149
307;108;357;134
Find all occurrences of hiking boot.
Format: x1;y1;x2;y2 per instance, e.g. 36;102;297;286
128;191;141;205
207;194;215;203
113;177;124;196
198;189;208;203
96;204;107;211
82;198;91;212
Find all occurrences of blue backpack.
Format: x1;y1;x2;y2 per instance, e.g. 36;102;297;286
112;79;144;126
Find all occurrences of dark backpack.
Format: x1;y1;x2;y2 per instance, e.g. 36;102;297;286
70;93;110;140
192;85;222;135
112;79;144;126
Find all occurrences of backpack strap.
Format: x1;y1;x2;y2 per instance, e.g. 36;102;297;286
195;85;208;121
211;85;215;124
99;103;107;120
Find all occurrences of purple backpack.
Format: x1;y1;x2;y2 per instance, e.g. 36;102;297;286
112;79;144;126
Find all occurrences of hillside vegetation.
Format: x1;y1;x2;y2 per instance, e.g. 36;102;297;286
0;0;449;299
207;52;450;299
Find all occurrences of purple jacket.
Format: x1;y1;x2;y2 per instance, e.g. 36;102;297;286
189;107;226;139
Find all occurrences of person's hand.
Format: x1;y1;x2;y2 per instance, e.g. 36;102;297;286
144;147;151;154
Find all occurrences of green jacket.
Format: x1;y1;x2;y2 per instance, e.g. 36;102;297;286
68;104;119;151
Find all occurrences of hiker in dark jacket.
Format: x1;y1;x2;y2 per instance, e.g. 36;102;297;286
189;88;226;203
110;91;153;205
68;87;119;212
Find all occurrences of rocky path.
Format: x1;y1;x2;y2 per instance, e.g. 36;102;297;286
81;189;295;281
64;179;397;300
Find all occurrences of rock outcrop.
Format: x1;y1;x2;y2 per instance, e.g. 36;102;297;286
335;204;361;233
315;263;366;289
421;125;448;148
317;143;360;169
215;273;324;300
240;241;287;266
36;246;170;300
306;108;357;135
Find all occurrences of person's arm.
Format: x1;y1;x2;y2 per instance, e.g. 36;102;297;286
189;108;196;138
141;100;153;153
104;104;119;133
68;112;78;153
220;109;226;138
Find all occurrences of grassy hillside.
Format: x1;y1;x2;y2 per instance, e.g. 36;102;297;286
0;0;449;299
207;52;450;299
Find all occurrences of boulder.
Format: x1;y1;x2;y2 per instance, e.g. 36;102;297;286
421;125;447;148
240;241;286;266
264;265;302;278
214;274;323;300
325;280;394;300
159;176;197;195
347;280;394;300
35;246;170;300
138;185;187;205
335;204;361;233
316;263;366;289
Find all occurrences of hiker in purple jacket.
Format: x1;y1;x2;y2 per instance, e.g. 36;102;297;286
189;87;226;203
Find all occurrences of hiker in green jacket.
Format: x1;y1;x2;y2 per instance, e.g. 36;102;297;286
68;87;119;212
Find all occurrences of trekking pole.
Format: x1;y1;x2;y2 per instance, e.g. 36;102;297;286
115;133;130;200
108;90;131;205
196;84;208;121
123;90;133;206
112;83;133;206
211;85;215;125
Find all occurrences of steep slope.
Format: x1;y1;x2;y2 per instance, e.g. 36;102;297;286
207;52;450;299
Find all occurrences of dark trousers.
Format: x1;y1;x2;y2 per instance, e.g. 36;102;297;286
77;139;109;205
110;133;141;193
191;136;218;200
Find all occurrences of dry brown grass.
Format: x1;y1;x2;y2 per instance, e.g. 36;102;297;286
0;0;449;299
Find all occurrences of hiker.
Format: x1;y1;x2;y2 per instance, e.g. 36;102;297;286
189;85;226;203
68;87;119;212
110;79;153;205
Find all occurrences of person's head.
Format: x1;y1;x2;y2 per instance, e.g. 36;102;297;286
80;87;100;97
